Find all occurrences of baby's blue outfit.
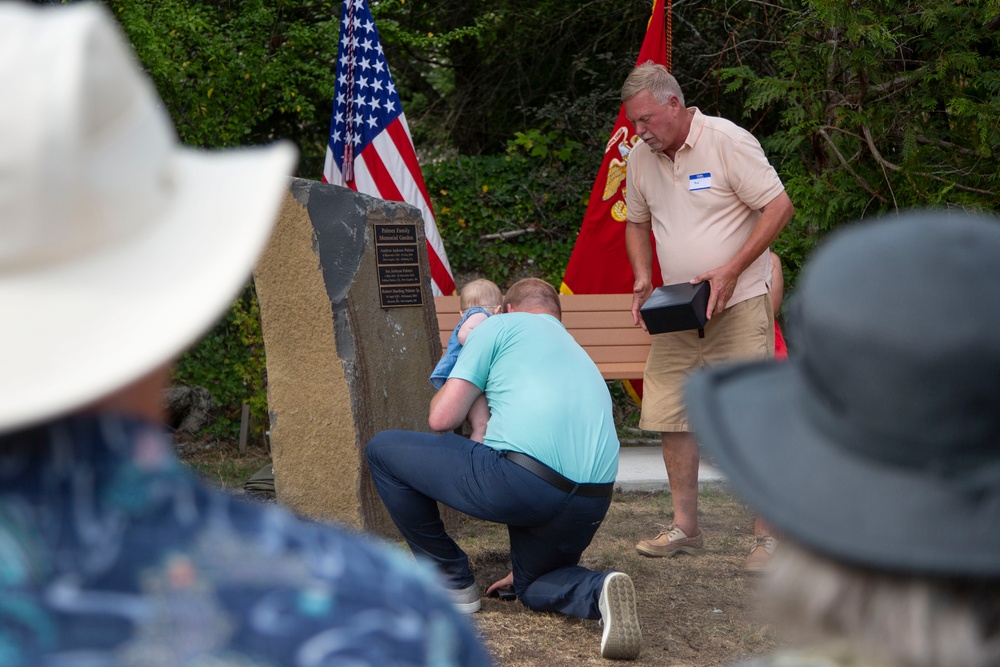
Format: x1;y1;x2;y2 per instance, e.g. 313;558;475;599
430;306;490;389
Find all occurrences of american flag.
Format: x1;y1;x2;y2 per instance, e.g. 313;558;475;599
323;0;456;296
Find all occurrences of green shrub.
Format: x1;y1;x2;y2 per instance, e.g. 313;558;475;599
427;127;601;288
172;283;267;442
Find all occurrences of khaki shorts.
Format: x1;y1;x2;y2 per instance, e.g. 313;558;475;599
639;294;773;432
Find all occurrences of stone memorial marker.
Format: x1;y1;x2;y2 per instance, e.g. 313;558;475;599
254;179;443;535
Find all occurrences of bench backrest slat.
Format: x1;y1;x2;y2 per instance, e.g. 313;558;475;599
433;294;648;381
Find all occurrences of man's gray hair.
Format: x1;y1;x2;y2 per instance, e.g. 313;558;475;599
764;541;1000;667
621;61;685;106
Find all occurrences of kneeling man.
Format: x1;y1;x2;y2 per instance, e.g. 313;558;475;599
366;278;641;661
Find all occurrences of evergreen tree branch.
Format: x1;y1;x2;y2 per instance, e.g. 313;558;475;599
863;124;995;196
817;128;886;203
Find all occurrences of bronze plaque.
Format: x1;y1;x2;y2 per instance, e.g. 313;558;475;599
380;285;424;308
374;223;422;307
377;245;418;265
375;224;417;244
378;264;421;285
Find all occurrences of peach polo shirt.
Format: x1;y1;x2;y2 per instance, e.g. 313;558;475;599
625;107;786;308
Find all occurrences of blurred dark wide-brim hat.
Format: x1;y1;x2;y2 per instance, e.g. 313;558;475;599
685;210;1000;576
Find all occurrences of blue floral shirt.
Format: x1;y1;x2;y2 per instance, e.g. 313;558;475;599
0;414;493;666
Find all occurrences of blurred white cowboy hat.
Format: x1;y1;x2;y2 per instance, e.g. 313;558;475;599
0;2;297;432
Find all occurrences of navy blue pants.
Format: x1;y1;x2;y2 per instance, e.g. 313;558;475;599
366;431;612;619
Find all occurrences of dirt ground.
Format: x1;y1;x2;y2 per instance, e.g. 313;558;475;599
451;490;781;666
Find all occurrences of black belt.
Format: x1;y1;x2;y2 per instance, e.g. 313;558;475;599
501;451;615;498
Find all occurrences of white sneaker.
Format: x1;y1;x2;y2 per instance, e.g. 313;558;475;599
598;572;641;660
449;582;481;614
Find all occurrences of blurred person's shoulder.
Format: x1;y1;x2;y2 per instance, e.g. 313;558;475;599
0;414;493;666
196;479;495;665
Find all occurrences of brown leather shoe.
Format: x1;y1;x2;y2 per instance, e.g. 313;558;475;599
635;525;704;557
745;534;777;572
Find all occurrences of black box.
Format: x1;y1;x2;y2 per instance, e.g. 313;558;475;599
639;282;710;334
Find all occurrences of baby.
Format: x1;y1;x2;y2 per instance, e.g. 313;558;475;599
430;279;503;442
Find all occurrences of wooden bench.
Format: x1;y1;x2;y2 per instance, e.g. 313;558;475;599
434;294;649;380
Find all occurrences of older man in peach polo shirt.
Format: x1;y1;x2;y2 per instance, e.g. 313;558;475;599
622;62;794;570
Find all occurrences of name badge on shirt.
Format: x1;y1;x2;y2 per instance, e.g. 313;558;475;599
689;173;711;191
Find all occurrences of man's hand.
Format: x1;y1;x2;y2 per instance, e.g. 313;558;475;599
692;191;795;320
631;278;653;331
625;219;655;331
485;571;514;597
692;263;741;319
429;378;482;432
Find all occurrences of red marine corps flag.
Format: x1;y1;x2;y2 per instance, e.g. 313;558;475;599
323;0;456;296
560;0;670;400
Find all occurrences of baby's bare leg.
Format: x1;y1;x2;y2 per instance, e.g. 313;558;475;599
467;394;491;443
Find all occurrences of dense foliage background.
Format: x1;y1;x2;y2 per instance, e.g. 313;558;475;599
74;0;999;438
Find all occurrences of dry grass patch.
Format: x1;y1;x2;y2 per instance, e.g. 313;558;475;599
452;491;781;666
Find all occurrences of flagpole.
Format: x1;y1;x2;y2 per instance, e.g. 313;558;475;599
665;0;672;72
341;0;357;182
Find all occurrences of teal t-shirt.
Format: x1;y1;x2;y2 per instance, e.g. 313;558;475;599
450;312;619;484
